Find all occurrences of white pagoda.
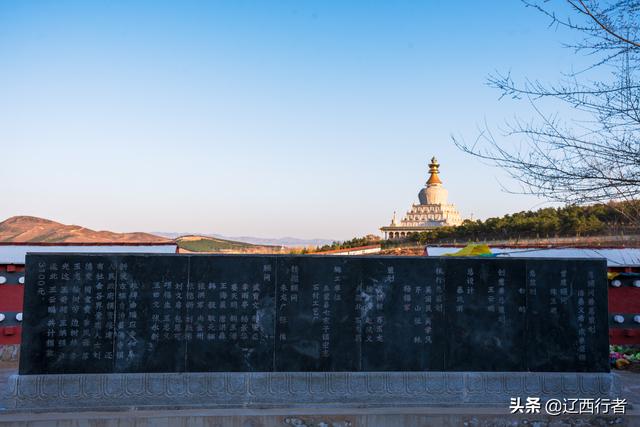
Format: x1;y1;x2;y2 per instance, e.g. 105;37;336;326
380;157;463;240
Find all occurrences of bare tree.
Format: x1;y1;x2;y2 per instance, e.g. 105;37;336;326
454;0;640;219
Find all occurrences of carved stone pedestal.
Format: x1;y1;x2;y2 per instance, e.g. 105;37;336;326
6;371;619;410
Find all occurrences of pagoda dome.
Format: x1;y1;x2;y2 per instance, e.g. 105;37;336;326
419;185;448;205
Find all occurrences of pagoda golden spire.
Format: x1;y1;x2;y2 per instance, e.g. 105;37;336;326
426;156;442;186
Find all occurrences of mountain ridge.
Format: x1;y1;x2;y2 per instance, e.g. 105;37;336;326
0;216;337;248
0;216;170;243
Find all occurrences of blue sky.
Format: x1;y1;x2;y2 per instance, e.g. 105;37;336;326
0;1;596;239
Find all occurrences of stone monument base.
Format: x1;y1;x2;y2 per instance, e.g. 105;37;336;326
5;371;619;411
2;372;635;427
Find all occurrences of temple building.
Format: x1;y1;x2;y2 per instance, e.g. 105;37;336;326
380;157;463;240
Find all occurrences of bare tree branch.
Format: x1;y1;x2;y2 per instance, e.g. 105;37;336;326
571;0;640;47
456;0;640;221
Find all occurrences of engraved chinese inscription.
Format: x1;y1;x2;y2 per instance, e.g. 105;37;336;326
20;254;609;374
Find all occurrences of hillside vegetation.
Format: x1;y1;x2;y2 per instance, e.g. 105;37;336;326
176;235;281;253
394;201;640;246
312;235;381;253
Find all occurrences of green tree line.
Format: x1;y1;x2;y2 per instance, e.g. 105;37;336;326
395;201;640;246
313;234;381;253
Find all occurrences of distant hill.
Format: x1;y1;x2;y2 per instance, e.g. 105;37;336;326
175;235;282;253
0;216;323;252
0;216;171;243
154;232;334;248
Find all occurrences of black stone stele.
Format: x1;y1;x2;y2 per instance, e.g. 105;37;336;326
19;254;609;375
